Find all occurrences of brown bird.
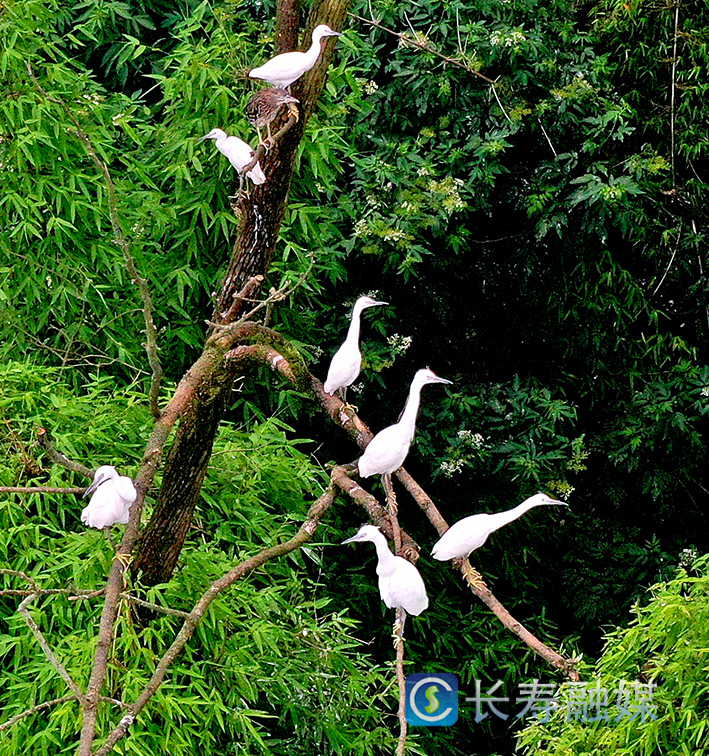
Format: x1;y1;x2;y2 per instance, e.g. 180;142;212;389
246;87;299;148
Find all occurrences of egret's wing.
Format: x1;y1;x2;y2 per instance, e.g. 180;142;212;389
115;476;137;503
359;424;408;477
388;560;428;616
81;486;124;529
324;343;361;393
432;513;491;560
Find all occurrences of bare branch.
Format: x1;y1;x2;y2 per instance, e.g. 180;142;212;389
26;63;163;418
0;695;74;733
18;595;86;703
0;486;85;495
92;482;337;755
348;11;496;84
241;114;299;175
36;427;93;480
395;607;407;756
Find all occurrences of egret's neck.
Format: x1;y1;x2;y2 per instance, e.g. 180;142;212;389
397;381;424;444
345;304;364;345
493;499;541;529
303;33;326;69
371;532;397;573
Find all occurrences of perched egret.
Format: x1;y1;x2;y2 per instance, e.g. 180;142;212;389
199;129;266;187
248;24;342;89
358;368;452;479
342;524;428;642
323;295;388;402
81;465;137;530
431;493;567;562
246;87;299;147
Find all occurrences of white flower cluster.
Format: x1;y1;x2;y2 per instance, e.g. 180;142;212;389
310;345;324;359
363;80;379;95
387;334;413;354
350;382;364;395
489;29;526;47
700;386;709;397
679;547;698;568
458;430;484;448
354;218;370;237
440;459;464;476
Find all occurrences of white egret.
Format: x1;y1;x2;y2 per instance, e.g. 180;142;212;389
81;465;137;530
246;87;299;147
248;24;342;89
342;524;428;642
432;493;567;562
323;295;388;402
199;128;266;187
358;368;452;479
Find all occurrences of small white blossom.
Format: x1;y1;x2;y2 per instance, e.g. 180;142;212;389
387;334;413;354
363;80;379;95
458;430;485;449
701;387;709;397
354;218;370;237
440;459;464;477
350;382;364;395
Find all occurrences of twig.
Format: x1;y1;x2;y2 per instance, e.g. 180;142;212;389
36;427;93;480
0;486;85;494
395;606;407;756
26;62;164;418
92;483;337;755
348;11;496;84
459;559;579;679
241;114;299;174
18;595;86;703
119;593;190;619
0;695;74;733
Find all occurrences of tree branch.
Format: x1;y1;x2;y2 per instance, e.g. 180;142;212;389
348;11;496;84
36;426;93;480
18;595;86;704
0;695;75;733
91;482;337;755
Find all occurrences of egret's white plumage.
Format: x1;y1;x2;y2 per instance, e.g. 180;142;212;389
431;493;567;561
323;296;388;399
358;368;452;478
81;465;137;530
248;24;342;89
342;525;429;616
199;128;266;185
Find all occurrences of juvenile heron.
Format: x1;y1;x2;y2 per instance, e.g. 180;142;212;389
81;465;137;530
342;524;428;642
248;24;342;89
432;493;566;585
323;295;388;403
199;128;266;187
358;368;452;480
246;88;299;148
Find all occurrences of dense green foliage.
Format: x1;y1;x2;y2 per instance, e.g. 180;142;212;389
2;0;709;752
518;554;709;755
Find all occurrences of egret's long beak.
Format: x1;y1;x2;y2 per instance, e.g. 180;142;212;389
197;135;210;143
341;535;361;545
371;300;388;307
435;377;453;385
328;30;343;37
83;473;107;499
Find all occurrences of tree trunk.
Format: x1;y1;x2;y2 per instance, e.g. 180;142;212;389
134;0;351;587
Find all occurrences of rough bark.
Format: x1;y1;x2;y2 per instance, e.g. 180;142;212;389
134;0;351;588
